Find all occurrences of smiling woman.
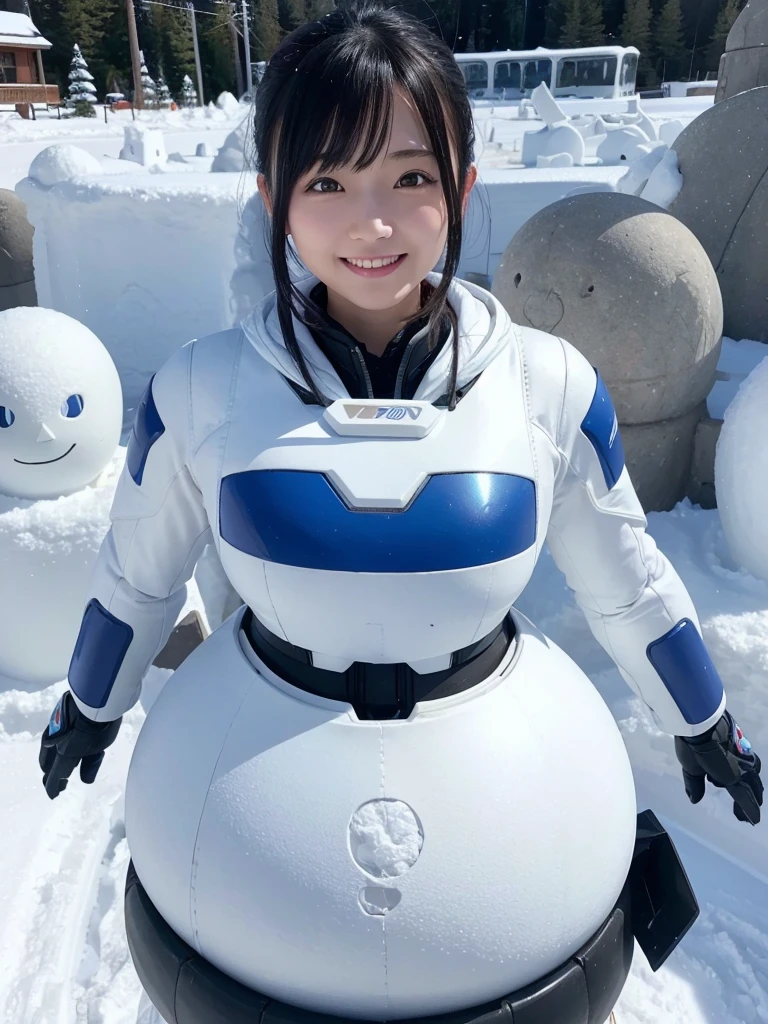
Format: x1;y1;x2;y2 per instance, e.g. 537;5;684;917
0;307;122;500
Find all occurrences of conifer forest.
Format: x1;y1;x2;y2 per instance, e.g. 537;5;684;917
6;0;747;102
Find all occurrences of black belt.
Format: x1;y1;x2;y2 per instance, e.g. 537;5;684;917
242;608;515;720
124;811;700;1024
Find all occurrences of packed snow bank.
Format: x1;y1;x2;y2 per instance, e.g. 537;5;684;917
16;171;259;422
28;144;103;187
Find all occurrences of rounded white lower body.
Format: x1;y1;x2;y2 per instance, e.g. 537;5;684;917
125;607;636;1021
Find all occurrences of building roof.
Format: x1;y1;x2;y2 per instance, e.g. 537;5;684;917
0;12;52;50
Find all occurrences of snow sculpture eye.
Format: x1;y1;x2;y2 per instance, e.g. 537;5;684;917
61;394;84;418
0;406;15;428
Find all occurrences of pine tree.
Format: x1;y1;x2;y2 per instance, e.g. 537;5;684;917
706;0;742;70
581;0;605;44
620;0;656;84
67;43;98;106
157;72;173;107
653;0;685;80
153;2;197;101
559;0;583;46
253;0;282;61
181;72;198;107
139;50;158;106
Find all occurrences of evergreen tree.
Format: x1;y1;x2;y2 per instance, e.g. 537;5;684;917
543;0;566;46
67;43;98;105
252;0;282;61
581;0;605;43
706;0;742;70
653;0;685;80
157;71;174;107
139;50;158;106
559;0;583;46
181;72;198;106
620;0;656;84
199;6;236;96
153;2;197;101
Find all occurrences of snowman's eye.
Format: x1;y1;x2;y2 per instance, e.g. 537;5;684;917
0;406;15;429
61;394;84;418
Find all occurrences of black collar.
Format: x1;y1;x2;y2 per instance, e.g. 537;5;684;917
304;281;452;400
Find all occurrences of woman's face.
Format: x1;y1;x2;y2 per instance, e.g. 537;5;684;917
259;88;476;314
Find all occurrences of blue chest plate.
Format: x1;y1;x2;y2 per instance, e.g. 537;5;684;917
219;470;537;573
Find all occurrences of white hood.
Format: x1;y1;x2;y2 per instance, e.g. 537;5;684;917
240;272;516;403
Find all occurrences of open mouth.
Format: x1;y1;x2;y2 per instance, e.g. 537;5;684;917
340;254;407;277
14;443;77;466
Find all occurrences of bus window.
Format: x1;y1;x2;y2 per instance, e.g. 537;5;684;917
620;54;638;90
460;62;489;94
557;60;577;88
494;60;522;94
570;57;618;87
523;59;552;91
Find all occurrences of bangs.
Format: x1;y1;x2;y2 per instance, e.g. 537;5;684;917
269;33;457;187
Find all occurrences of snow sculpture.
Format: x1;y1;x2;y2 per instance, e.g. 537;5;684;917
715;356;768;581
125;606;636;1019
520;121;585;167
595;125;656;165
0;307;122;500
211;118;250;172
715;0;768;102
28;144;102;186
119;124;168;168
215;90;240;118
668;86;768;342
493;192;723;511
67;43;97;107
0;189;36;311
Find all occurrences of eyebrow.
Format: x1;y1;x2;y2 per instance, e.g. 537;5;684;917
387;148;436;160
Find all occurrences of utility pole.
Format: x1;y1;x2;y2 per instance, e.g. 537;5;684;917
241;0;253;93
126;0;144;109
188;2;205;106
229;2;245;97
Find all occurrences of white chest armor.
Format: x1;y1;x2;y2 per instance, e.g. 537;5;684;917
197;341;549;671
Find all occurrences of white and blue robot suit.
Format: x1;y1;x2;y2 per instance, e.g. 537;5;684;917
60;273;728;745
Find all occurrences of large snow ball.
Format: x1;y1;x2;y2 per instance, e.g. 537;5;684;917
0;307;122;499
493;191;722;425
715;355;768;581
0;189;36;311
28;144;103;187
715;0;768;102
0;449;123;684
668;86;768;343
125;608;636;1021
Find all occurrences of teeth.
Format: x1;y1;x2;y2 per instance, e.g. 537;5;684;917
345;255;401;269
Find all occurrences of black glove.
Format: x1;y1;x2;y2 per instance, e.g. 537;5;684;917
674;711;763;825
39;691;122;800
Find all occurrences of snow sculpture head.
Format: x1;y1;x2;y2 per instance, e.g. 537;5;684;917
0;307;122;499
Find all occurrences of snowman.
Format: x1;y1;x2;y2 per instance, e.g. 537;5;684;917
0;307;123;684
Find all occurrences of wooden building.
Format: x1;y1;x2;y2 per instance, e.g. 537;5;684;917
0;11;59;107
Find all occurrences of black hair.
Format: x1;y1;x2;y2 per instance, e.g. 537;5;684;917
252;0;475;407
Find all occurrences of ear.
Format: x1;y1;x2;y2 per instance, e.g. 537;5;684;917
461;164;478;217
257;173;273;218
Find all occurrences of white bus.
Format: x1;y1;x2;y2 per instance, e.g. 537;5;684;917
454;46;639;102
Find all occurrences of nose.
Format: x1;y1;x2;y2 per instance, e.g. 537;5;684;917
349;208;394;243
36;423;56;443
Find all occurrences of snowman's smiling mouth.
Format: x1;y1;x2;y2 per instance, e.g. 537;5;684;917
14;443;77;466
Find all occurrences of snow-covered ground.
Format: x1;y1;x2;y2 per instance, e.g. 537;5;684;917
2;91;768;1024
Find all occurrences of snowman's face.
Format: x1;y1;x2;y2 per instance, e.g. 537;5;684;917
0;308;123;500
